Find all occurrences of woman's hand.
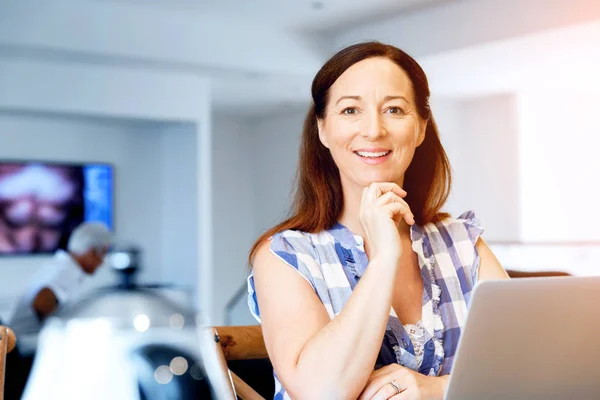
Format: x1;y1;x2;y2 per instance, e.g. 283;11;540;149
359;182;414;263
358;364;449;400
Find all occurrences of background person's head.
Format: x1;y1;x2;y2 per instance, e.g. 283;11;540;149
67;222;112;274
299;41;452;228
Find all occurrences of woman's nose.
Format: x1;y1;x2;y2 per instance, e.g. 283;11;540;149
361;112;386;140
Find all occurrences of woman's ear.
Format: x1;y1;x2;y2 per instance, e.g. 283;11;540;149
416;118;428;147
317;118;329;149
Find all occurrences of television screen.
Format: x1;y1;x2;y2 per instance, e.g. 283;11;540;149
0;161;113;255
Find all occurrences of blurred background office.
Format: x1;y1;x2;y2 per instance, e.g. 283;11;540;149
0;0;599;397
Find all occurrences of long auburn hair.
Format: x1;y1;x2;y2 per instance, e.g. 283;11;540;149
249;41;452;263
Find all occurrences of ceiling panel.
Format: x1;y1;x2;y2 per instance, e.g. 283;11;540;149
95;0;456;31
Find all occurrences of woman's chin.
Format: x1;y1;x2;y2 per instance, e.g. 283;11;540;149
357;175;404;186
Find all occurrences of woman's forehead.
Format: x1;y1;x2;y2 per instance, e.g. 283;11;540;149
329;57;414;100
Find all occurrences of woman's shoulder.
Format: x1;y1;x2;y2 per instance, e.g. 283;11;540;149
426;210;484;246
421;211;485;285
271;228;336;251
252;228;336;274
252;229;315;264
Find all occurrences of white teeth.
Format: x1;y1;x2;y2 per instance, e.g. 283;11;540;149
356;151;390;158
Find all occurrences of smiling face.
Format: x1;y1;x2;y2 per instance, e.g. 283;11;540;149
317;57;427;192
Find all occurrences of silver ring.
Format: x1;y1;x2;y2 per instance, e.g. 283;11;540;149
390;380;400;394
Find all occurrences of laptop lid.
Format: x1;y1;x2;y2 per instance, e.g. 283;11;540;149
445;276;600;400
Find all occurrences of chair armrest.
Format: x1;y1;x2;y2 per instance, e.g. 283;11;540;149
214;325;268;361
1;325;17;400
0;327;16;354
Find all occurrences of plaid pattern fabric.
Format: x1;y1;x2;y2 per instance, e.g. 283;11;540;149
248;211;483;399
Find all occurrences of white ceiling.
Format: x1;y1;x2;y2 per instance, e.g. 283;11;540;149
5;0;600;118
96;0;454;31
90;0;457;114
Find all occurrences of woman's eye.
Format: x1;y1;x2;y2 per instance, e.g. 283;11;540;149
386;106;404;115
342;107;358;115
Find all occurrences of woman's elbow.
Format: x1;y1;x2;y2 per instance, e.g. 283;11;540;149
286;387;358;400
282;373;364;400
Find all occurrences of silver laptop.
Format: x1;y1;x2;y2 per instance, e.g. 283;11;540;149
445;276;600;400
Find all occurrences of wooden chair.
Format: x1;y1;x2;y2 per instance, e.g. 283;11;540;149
506;270;571;278
213;326;269;400
0;326;17;400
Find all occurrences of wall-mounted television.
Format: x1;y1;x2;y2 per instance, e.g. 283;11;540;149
0;160;114;255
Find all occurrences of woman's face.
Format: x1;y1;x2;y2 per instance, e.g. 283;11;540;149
318;57;427;191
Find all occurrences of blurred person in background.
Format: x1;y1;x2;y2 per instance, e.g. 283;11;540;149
248;42;509;400
0;163;85;254
6;222;112;337
3;222;111;399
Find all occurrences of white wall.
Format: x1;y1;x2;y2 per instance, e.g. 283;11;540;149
211;108;308;325
211;114;256;325
517;89;600;242
430;97;466;216
440;94;521;241
159;123;199;290
250;108;308;235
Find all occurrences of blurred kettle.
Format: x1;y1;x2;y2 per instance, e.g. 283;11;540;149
21;246;229;400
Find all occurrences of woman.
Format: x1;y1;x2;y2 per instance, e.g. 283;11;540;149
247;42;509;400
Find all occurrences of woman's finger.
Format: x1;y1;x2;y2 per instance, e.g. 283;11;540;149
370;182;407;199
358;374;392;400
363;182;408;210
367;364;397;383
374;191;402;205
370;381;405;400
382;203;415;226
390;391;412;400
374;192;414;220
361;186;369;209
361;367;406;400
364;182;379;205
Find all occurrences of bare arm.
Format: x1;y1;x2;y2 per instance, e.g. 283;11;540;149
254;182;414;399
357;238;508;400
476;238;510;282
32;287;59;321
253;243;398;400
